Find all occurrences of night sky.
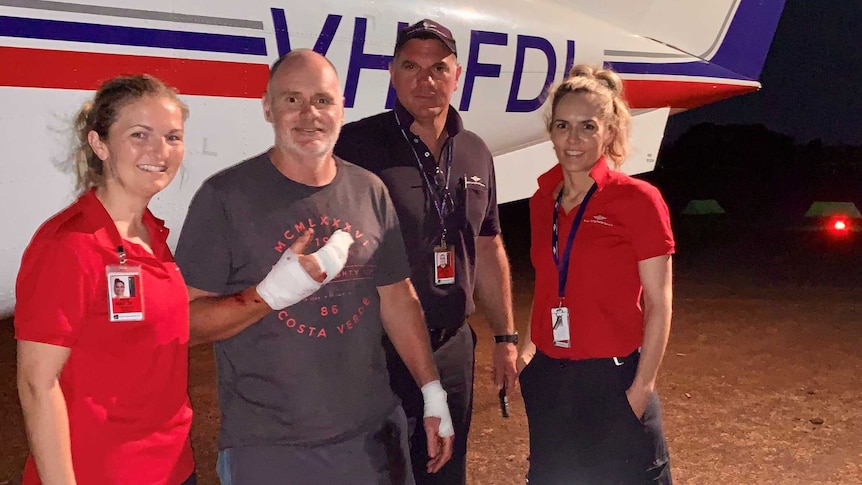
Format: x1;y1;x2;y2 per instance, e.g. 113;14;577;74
664;0;861;146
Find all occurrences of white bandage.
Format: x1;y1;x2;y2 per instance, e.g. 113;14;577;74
256;230;354;310
421;380;454;438
312;230;354;283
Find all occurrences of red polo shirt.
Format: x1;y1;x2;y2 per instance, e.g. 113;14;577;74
15;190;194;484
529;160;674;360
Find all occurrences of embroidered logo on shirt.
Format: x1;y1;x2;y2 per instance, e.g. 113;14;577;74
465;176;486;188
584;214;614;227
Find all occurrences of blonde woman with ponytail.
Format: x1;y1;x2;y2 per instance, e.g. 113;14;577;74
517;64;675;483
15;75;197;484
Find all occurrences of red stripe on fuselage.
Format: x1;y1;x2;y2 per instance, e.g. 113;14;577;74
0;46;756;107
0;46;268;98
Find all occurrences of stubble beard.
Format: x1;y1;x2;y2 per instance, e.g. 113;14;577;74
276;125;341;164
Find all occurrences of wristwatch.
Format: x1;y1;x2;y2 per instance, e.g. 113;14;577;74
494;331;518;344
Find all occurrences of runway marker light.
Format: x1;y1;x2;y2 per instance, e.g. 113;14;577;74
829;218;849;235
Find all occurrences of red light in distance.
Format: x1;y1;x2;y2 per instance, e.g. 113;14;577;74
828;218;850;235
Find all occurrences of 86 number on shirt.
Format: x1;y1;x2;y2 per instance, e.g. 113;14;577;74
321;305;338;316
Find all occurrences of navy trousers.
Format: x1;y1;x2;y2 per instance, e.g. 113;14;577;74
520;350;672;484
385;323;475;485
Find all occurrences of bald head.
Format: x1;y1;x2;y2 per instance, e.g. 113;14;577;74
262;48;345;162
265;49;343;104
269;49;338;81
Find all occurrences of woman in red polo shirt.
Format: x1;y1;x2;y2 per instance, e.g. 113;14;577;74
517;64;675;484
15;75;196;484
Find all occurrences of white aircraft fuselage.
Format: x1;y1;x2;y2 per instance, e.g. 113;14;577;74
0;0;786;315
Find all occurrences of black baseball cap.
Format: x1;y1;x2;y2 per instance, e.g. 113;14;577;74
394;19;457;57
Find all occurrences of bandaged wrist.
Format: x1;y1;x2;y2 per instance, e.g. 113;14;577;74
256;249;322;310
421;380;454;437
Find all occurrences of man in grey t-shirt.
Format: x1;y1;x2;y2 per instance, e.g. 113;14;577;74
175;50;454;485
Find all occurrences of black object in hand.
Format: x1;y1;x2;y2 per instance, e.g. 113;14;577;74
499;385;509;418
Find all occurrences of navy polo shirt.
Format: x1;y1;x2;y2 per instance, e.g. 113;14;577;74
336;102;500;330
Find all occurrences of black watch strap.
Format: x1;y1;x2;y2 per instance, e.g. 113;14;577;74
494;332;518;344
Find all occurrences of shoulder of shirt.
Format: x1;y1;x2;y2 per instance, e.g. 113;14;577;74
453;127;492;154
199;151;270;191
335;157;388;190
528;189;545;216
26;198;97;254
604;170;665;201
336;112;396;168
340;111;394;139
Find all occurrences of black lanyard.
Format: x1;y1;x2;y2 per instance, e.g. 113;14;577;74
394;111;453;241
552;183;598;299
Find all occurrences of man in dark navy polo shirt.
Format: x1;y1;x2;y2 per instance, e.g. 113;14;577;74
335;19;518;485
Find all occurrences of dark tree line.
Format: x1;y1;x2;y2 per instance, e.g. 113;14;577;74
648;123;862;226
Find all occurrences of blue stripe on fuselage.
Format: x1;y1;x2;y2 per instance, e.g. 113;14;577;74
607;58;751;81
0;16;267;56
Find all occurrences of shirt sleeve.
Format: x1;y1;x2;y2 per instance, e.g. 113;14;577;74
528;191;544;268
373;185;412;287
174;181;233;294
479;153;502;237
627;184;676;261
14;237;94;347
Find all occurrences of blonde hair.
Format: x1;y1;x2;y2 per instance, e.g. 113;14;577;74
72;74;189;192
544;64;631;168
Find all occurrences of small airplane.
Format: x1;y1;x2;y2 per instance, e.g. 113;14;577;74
0;0;786;315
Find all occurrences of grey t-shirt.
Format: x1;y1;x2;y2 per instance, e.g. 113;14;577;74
175;153;409;449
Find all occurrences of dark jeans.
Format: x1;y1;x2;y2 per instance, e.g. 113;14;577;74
180;472;197;485
520;350;672;485
385;323;475;485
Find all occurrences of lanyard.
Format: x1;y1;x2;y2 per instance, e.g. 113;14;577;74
552;183;598;299
394;110;453;241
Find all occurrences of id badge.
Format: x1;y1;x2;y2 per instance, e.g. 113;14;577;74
106;265;144;322
433;246;455;286
551;306;570;348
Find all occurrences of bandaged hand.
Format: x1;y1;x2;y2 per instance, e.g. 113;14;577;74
421;380;454;437
311;229;354;284
256;229;354;310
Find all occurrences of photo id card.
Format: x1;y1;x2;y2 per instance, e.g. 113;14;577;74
106;265;144;322
433;246;455;286
551;306;570;348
